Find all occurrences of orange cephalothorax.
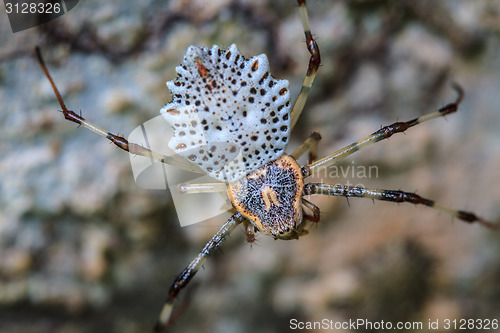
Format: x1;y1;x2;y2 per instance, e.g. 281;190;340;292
227;154;304;239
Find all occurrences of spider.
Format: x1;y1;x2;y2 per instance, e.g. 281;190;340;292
36;0;497;331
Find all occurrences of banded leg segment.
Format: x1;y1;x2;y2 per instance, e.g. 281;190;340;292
303;183;497;229
290;0;321;130
304;84;464;177
291;132;321;164
35;47;203;173
154;213;245;332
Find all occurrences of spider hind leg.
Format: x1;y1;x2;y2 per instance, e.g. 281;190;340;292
303;184;497;229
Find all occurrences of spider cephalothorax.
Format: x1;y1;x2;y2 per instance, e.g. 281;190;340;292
227;154;306;239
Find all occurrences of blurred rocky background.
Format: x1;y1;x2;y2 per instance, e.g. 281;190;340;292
1;0;500;332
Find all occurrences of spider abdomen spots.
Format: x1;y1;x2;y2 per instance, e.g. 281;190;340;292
161;45;291;183
227;154;304;239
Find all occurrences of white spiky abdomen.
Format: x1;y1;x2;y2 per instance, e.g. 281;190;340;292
161;45;291;183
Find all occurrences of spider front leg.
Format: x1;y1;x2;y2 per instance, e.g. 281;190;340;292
290;0;321;130
303;184;497;229
304;84;464;176
36;47;202;173
154;212;245;332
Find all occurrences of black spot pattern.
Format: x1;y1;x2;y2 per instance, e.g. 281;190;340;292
161;45;291;182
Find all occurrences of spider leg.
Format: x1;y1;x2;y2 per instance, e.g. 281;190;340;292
243;220;257;243
35;47;203;173
302;198;320;222
304;84;464;177
291;132;321;164
303;183;497;229
290;0;321;130
154;212;245;332
177;182;227;194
